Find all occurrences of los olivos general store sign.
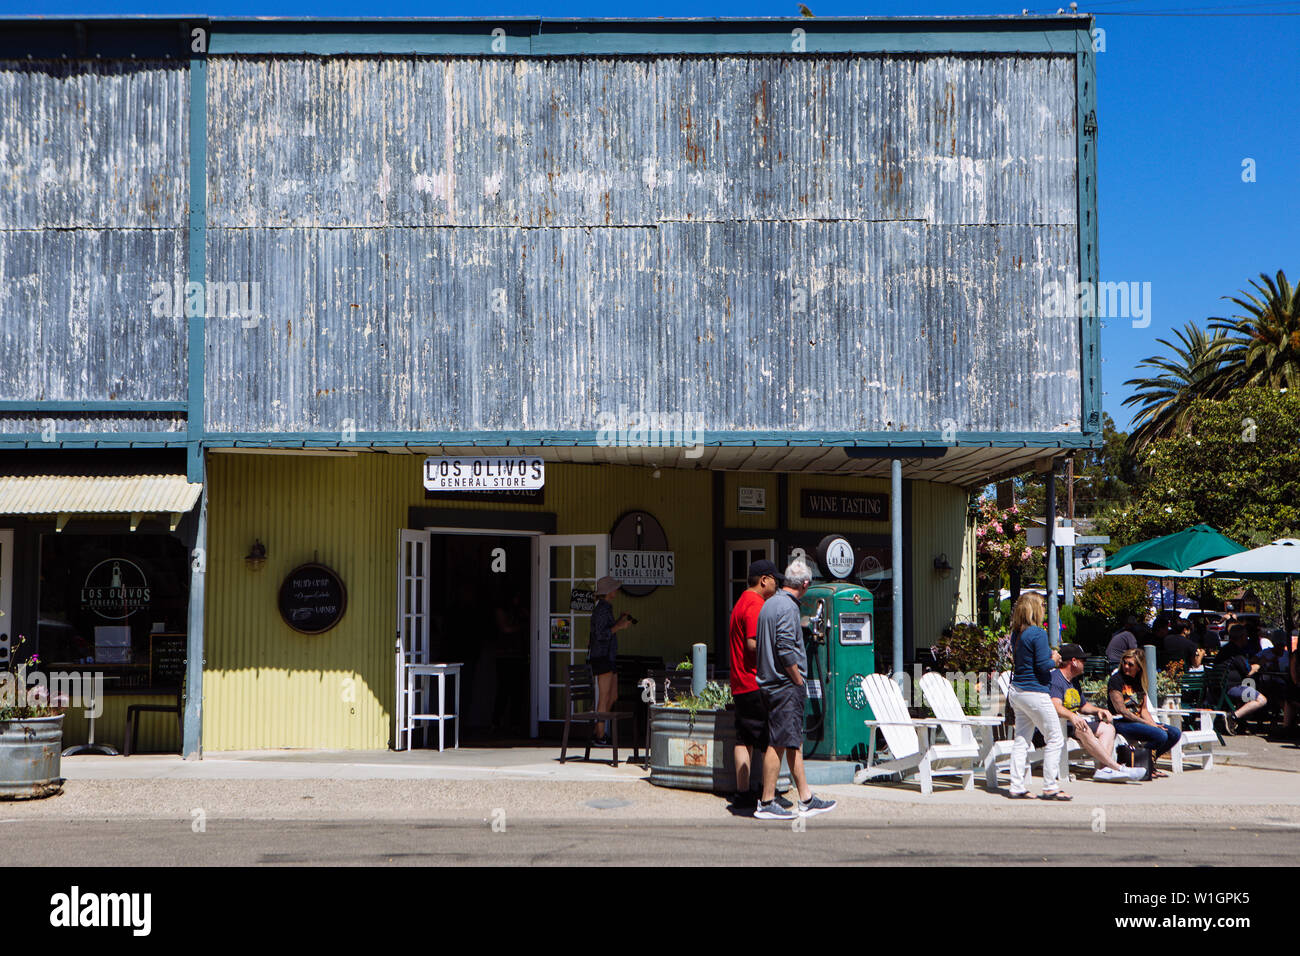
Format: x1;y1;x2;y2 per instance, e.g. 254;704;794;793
423;456;545;491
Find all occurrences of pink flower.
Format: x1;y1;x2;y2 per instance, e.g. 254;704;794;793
976;527;986;537
1021;548;1032;561
992;522;1003;534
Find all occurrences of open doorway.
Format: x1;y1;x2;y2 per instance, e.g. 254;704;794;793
426;532;533;742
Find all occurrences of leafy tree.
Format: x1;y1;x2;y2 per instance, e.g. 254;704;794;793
1099;387;1300;546
1071;412;1145;518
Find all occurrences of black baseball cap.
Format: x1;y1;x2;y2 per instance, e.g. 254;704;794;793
1058;643;1086;662
748;559;784;583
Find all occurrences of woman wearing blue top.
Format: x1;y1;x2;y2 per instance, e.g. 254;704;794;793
1007;592;1069;799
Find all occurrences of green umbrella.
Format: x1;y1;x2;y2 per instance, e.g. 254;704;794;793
1099;524;1247;573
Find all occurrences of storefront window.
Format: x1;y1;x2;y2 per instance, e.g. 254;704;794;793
38;533;189;691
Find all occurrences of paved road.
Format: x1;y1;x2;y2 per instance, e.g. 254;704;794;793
6;818;1298;866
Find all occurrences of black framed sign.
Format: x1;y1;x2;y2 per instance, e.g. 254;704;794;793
278;563;348;635
800;489;888;520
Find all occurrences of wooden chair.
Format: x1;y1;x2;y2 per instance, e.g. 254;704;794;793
559;664;638;768
1084;656;1112;681
123;673;186;757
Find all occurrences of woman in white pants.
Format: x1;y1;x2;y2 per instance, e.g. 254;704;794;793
1006;592;1068;799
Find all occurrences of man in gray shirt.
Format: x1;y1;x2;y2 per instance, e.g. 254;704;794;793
1106;616;1140;666
753;557;836;821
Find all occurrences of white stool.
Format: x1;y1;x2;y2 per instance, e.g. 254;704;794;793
404;662;462;751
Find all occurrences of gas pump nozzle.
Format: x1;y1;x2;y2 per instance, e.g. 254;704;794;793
803;600;828;643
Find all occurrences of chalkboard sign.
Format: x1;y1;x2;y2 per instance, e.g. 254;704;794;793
149;633;186;688
570;589;596;612
279;563;348;635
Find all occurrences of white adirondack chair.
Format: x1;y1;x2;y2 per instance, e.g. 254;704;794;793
918;672;1004;786
1142;695;1224;773
853;674;982;795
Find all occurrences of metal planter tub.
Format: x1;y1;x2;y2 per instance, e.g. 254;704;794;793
648;705;789;793
0;715;65;799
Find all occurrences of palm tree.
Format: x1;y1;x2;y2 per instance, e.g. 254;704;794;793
1122;322;1229;452
1206;270;1300;392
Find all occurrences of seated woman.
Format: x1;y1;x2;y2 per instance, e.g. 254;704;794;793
1107;650;1181;778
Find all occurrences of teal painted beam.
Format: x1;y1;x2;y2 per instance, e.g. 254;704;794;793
0;434;190;447
198;430;1102;449
0;401;187;413
186;51;207;484
1076;24;1102;435
183;465;206;759
208;17;1090;56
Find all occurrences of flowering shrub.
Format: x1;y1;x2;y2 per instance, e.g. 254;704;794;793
974;497;1036;588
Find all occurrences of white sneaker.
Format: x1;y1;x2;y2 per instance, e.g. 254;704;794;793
1092;766;1128;783
1125;766;1147;781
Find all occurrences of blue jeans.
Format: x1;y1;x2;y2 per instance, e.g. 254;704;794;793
1114;718;1182;759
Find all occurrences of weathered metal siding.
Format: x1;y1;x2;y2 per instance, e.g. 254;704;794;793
207;56;1076;227
0;61;189;424
203;452;712;750
204;54;1081;437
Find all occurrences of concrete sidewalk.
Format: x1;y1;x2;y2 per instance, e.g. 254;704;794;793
2;733;1292;826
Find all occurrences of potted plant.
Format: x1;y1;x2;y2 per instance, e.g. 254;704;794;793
647;679;735;791
0;636;66;799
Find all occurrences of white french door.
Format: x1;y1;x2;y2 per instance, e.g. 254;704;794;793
0;529;12;669
534;534;608;733
725;538;776;608
396;530;431;748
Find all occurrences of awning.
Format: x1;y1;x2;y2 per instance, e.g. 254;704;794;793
0;474;202;527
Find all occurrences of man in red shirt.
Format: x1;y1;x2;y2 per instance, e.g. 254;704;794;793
729;559;783;810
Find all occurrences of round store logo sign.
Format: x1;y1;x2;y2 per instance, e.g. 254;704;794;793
824;537;855;579
80;558;151;620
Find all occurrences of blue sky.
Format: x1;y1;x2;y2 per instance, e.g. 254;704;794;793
7;0;1298;433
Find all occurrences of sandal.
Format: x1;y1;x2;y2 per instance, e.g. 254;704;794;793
1006;791;1038;799
1041;790;1073;801
1151;769;1169;779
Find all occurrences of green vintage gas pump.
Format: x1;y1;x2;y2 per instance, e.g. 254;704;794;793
800;581;876;760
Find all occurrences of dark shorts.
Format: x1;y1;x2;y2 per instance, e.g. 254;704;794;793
760;682;806;749
1066;714;1102;739
589;658;616;676
733;690;769;750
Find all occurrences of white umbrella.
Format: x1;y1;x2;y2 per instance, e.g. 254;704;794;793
1188;539;1300;633
1188;539;1300;579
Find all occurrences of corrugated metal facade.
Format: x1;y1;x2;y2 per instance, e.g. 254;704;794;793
204;54;1080;436
0;61;189;428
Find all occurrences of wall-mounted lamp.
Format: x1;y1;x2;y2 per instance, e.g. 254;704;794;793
245;539;268;571
933;553;953;579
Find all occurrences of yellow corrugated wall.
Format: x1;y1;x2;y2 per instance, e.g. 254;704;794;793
202;453;712;750
62;694;180;754
910;481;975;650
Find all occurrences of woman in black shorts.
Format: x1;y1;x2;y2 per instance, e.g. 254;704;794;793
588;575;633;744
